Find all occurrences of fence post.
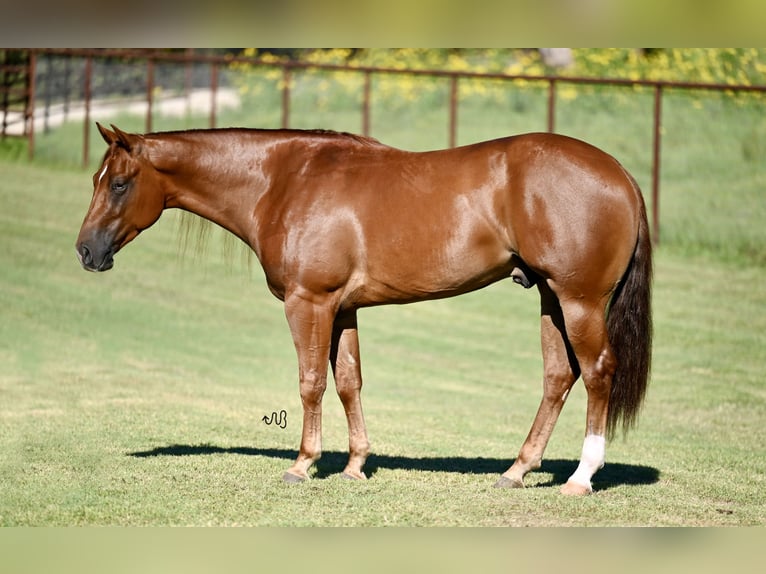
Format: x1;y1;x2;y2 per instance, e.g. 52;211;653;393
27;50;35;161
449;75;458;148
651;84;662;245
362;71;371;137
210;62;218;129
83;56;92;168
1;53;8;138
43;53;51;134
547;78;556;133
63;56;70;121
281;66;291;129
146;57;154;133
184;48;193;120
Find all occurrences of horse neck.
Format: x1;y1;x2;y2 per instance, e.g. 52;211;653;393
147;130;278;245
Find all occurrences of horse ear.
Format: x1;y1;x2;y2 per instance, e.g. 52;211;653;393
110;124;143;153
97;122;117;145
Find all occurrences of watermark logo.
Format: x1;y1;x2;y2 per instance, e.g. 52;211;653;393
262;409;287;429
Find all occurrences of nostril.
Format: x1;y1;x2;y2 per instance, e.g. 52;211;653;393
80;244;92;266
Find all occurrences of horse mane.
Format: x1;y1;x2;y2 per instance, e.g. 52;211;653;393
176;211;253;272
301;129;383;146
148;126;382;147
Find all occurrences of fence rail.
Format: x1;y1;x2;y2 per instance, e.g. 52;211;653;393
1;50;32;138
16;48;766;245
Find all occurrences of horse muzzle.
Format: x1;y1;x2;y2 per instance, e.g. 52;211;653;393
76;241;115;272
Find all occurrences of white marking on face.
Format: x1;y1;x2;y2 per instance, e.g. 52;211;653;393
97;161;109;186
568;434;606;489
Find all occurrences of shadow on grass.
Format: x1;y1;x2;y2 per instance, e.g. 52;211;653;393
129;444;659;490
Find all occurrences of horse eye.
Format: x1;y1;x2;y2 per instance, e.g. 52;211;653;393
111;180;128;194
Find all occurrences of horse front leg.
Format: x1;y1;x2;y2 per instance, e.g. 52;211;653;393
282;290;337;483
330;310;370;480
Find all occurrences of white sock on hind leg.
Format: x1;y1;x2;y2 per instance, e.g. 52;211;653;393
568;434;606;489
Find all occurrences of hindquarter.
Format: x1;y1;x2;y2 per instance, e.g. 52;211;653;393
506;135;642;294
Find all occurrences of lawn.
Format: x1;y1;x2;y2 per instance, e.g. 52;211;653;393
1;65;765;525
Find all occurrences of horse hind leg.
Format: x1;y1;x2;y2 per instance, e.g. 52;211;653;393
557;295;616;496
496;281;579;488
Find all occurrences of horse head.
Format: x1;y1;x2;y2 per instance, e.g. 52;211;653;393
75;123;165;272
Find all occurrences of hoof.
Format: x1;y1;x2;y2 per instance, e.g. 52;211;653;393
493;475;524;489
282;471;306;484
341;470;367;480
560;480;592;496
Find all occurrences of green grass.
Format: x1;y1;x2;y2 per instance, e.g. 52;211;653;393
1;155;765;526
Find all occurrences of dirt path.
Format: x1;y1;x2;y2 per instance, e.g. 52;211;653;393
4;88;241;136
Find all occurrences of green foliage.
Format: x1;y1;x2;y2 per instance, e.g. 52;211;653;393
565;48;766;85
240;48;766;85
233;48;766;107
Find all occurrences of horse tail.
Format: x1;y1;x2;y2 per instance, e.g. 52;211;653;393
605;192;653;439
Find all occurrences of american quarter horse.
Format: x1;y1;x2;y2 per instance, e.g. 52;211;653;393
76;124;652;495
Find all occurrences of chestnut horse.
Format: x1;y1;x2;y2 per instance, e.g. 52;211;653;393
77;124;652;495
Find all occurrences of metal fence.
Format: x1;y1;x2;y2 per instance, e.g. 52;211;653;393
13;48;766;244
1;50;32;138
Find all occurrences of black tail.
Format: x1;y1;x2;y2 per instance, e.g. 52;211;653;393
605;199;653;439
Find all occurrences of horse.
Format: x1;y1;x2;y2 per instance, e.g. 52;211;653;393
76;123;652;495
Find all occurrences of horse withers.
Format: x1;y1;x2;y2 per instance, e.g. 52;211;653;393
76;124;652;495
